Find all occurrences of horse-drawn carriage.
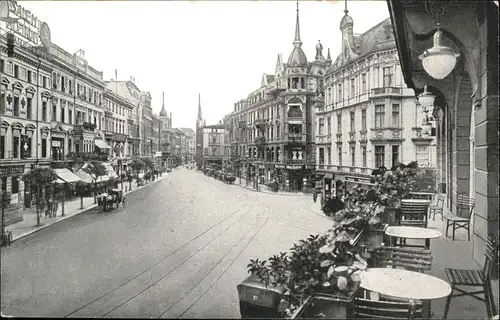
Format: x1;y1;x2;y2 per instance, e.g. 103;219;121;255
98;189;124;212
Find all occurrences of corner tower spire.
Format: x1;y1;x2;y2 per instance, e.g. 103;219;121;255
196;93;203;128
287;1;308;67
160;91;168;116
293;0;302;48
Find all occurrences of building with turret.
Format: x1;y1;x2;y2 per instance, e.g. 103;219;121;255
222;2;330;192
158;92;173;168
315;9;436;198
195;93;204;168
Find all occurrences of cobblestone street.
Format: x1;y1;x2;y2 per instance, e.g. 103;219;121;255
0;168;330;318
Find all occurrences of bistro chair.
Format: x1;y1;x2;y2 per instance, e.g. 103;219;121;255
443;195;475;241
399;200;429;228
371;245;433;318
443;234;498;319
373;246;433;273
353;297;423;319
428;194;445;221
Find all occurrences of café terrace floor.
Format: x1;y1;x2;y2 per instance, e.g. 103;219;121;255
308;201;499;319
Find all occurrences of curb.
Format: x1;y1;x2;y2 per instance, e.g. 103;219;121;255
196;172;309;197
307;202;335;221
10;174;167;243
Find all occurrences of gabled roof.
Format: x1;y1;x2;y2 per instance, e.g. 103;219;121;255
330;17;395;71
178;127;195;135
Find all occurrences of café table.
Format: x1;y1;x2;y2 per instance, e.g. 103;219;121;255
385;226;442;249
360;268;452;319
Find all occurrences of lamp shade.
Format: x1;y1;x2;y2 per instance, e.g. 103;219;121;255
418;86;436;109
419;29;460;80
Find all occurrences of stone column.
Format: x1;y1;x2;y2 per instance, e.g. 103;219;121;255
473;12;499;274
451;75;472;215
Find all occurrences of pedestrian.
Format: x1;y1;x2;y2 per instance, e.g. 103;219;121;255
122;195;126;208
313;190;318;203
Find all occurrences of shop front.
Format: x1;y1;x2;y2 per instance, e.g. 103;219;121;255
51;123;67;161
0;164;25;227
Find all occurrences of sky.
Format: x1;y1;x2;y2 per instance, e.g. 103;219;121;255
20;0;390;129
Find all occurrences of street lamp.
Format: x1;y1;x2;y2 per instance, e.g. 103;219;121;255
417;85;436;110
418;24;460;80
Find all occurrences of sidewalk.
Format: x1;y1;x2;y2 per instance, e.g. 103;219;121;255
5;174;168;242
307;201;499;319
231;176;310;197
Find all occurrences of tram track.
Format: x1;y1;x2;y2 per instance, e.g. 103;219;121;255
100;202;264;318
158;208;271;319
64;197;257;318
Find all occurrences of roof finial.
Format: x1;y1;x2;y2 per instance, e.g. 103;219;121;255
293;0;302;47
162;91;165;107
344;0;348;15
327;48;332;61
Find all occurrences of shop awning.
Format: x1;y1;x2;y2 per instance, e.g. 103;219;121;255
54;168;82;183
95;139;111;150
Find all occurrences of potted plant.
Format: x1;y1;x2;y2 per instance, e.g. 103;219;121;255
246;233;367;319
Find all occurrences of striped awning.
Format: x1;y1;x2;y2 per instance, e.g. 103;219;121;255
95;139;111;150
54;168;82;183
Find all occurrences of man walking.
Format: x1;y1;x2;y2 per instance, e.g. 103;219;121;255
313;189;318;203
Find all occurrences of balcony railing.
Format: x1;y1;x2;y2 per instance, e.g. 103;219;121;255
370;87;403;98
287;112;303;119
255;136;266;146
284;133;306;144
316;135;332;144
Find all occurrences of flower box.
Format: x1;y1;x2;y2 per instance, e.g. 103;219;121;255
383;206;399;226
237;275;284;319
363;223;389;252
290;292;355;319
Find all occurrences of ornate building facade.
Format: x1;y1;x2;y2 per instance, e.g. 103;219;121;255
223;3;328;192
103;87;134;174
316;13;436;197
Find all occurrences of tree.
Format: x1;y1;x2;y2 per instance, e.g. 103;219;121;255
126;170;134;190
107;177;117;192
130;159;144;179
142;157;155;172
75;181;88;210
22;167;58;226
1;190;11;244
120;172;126;190
53;182;66;216
83;161;107;204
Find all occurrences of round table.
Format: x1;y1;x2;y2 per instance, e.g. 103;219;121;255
385;226;442;248
360;268;451;300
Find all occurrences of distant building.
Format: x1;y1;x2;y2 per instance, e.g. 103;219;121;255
102;88;135;174
105;79;143;158
158;91;173;168
178;127;196;163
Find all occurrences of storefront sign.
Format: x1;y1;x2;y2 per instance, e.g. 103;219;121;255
51;140;61;147
11;193;18;204
416;146;429;164
0;165;25;177
0;1;51;50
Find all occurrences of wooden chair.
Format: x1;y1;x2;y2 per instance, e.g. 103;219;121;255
373;246;433;273
399;201;429;228
443;195;475;241
428;194;444;221
443;234;498;319
353;297;423;319
371;246;433;318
